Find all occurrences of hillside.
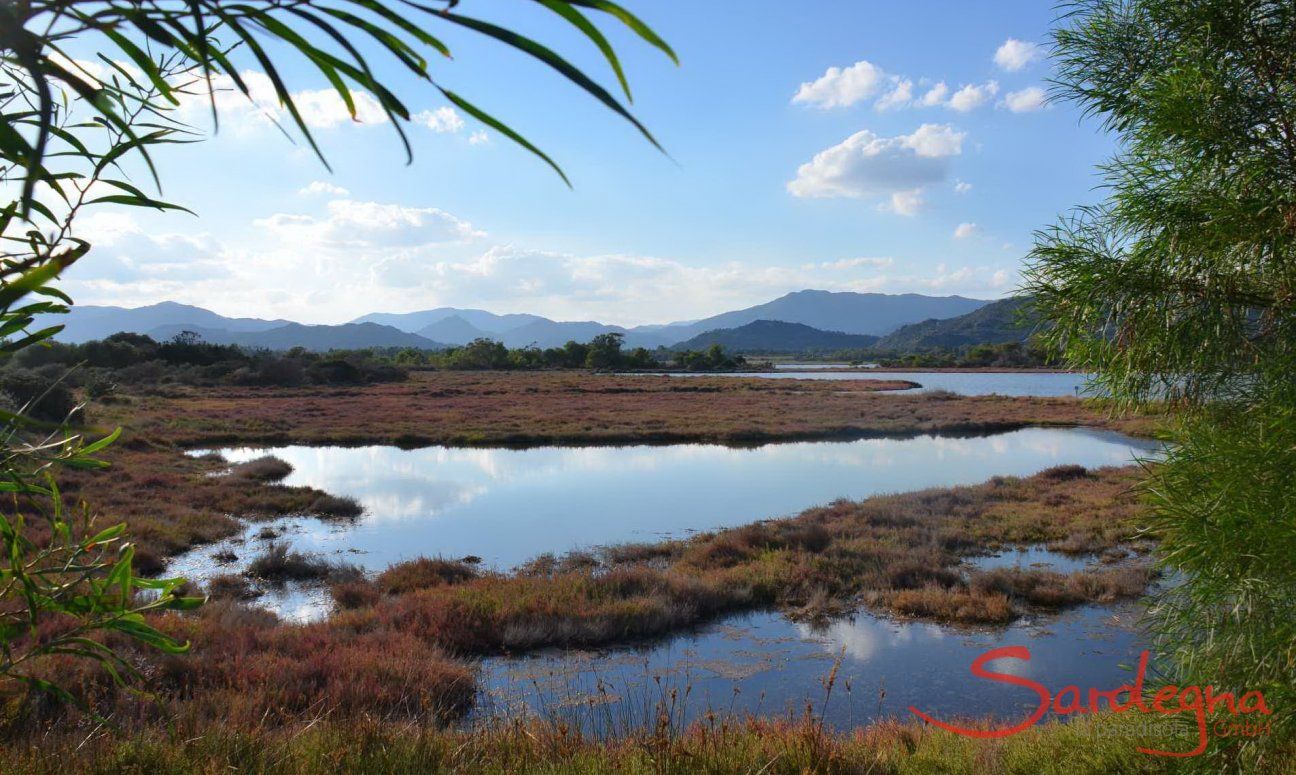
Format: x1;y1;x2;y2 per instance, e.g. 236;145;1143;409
662;290;989;341
673;320;879;352
874;297;1035;351
147;322;447;351
49;302;289;343
353;308;546;335
416;315;492;346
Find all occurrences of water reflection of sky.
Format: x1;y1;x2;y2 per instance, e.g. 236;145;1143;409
183;428;1157;577
476;601;1152;734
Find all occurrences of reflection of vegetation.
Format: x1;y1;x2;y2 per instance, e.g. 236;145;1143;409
1027;0;1296;767
821;341;1056;369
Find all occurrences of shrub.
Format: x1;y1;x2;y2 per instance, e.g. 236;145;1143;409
0;370;79;422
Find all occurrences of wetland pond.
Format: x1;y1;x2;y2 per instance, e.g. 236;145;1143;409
173;426;1161;729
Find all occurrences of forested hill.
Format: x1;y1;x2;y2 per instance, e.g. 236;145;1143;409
874;297;1035;351
672;320;880;352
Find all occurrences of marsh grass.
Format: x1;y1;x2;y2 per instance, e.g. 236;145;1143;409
246;543;360;584
228;455;294;482
1;658;1228;774
308;493;364;518
323;465;1155;657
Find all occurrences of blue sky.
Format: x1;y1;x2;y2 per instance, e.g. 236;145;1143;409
60;0;1115;326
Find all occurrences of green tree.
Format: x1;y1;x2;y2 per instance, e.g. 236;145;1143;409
447;338;510;370
584;332;624;369
1026;0;1296;766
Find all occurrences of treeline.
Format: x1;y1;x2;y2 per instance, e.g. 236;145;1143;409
393;334;750;372
0;332;407;420
0;332;758;419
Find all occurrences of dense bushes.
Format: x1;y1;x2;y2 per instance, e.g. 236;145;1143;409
4;332;410;389
0;369;80;422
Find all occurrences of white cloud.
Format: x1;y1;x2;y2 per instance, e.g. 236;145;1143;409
918;82;949;108
885;190;925;217
255;199;485;248
813;257;895;270
875;79;914;111
298;181;350;197
953;222;979;239
68;211;230;285
468;130;490;145
63;198;1017;325
1001;86;1047;113
414;106;465;133
947;81;999;112
178;70;388;134
994;39;1042;72
954;180;973;194
794;58;1010;113
903;123;966;157
792;60;889;108
788;124;965;212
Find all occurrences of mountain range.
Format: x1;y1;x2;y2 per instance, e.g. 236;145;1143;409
347;291;990;349
42;291;1003;352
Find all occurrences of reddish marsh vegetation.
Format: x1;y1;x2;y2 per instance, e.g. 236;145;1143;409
2;698;1195;774
92;371;1154;448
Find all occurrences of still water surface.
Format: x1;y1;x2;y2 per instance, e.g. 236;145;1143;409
670;370;1095;397
173;427;1156;621
477;597;1151;733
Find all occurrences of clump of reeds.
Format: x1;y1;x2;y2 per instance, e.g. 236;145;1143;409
228;455;293;482
244;542;358;584
309;494;364;518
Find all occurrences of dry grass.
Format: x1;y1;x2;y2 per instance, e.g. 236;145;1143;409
0;709;1228;774
2;601;476;734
